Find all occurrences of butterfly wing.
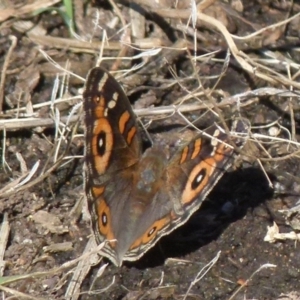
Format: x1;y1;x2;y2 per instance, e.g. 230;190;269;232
83;67;142;265
121;119;249;262
165;119;249;217
84;67;141;182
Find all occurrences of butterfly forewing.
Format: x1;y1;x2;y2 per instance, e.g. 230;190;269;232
83;67;141;180
83;67;143;266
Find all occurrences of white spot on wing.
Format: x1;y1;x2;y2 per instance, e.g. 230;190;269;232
112;92;118;101
102;214;107;224
211;129;220;147
99;137;103;148
108;100;116;109
98;73;109;91
108;92;119;110
196;173;203;184
210;129;221;155
148;228;155;236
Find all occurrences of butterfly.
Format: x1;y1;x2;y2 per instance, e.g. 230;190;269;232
83;67;249;266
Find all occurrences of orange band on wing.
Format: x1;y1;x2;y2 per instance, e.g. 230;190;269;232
180;146;189;164
127;126;137;145
93;96;106;118
119;111;130;134
191;139;202;160
92;186;105;198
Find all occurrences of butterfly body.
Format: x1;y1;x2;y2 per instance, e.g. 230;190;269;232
83;67;249;266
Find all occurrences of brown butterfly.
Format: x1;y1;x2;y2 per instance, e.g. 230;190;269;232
83;67;249;266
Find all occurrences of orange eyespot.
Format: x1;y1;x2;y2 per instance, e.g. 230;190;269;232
191;169;206;190
96;198;115;241
129;216;171;250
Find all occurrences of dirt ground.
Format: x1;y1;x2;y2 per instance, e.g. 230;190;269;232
1;0;300;299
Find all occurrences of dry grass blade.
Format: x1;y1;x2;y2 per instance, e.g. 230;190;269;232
0;161;39;196
183;251;221;300
0;213;9;277
228;264;277;300
65;237;102;300
0;35;17;113
0;115;79;131
28;34;121;53
0;0;61;22
0;285;45;300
